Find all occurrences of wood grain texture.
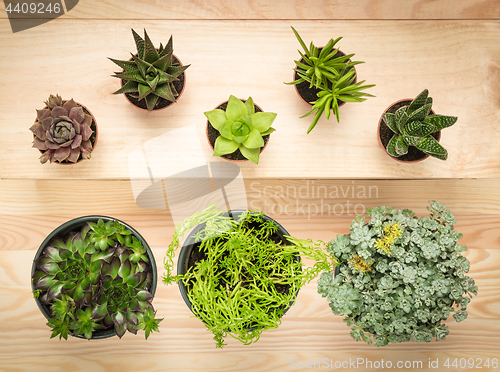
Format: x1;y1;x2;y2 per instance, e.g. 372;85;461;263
1;0;499;20
1;179;499;371
1;20;500;179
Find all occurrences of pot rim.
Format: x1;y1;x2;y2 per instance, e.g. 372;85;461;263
31;215;157;340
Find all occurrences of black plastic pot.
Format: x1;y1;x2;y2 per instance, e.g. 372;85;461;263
31;215;157;340
177;210;301;325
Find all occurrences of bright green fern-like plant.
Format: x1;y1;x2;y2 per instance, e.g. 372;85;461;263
204;95;276;164
318;201;478;347
32;218;162;340
109;29;190;112
163;205;336;348
383;89;457;160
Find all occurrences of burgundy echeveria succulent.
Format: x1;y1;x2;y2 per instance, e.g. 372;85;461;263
30;94;95;164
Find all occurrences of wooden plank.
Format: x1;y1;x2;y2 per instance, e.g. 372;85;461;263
1;178;499;371
1;20;499;179
1;0;499;20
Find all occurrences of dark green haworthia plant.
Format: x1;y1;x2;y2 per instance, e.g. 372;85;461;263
110;29;190;112
32;219;162;340
30;94;94;164
383;89;457;160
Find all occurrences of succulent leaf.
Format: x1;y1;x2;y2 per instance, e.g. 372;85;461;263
424;114;458;131
407;89;428;115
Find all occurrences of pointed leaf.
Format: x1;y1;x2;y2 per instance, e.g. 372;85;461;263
424;115;458;131
251;112;276;133
152;50;172;71
407;89;429;115
416;136;448;160
244;97;255;115
218;121;234;140
113;311;127;338
109;257;120;279
143;30;159;63
136;290;153;302
118;260;131;280
239;144;260;164
386;134;400;157
242;128;264;149
145;93;159;112
226;96;247;121
204;109;227;130
34;274;56;291
395;135;409;156
132;29;145;59
92;300;108;320
213;136;239;156
405;121;434;137
154;84;175;102
109;58;140;73
138;83;152;101
113;80;139;95
383;113;398;134
407;103;432;123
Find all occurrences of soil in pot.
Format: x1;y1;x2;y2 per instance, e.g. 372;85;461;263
121;55;186;111
206;100;270;161
293;49;356;107
378;100;440;162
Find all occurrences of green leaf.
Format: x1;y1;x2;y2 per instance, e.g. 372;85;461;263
386;134;400;157
109;257;121;279
109;58;140;73
138;83;152;101
132;29;145;60
213;136;239;156
72;283;85;307
242;129;264;149
260;127;275;136
395;135;409;156
407;103;432;123
291;26;309;56
152;51;172;71
424;115;458;131
45;246;62;262
118;260;131;280
244;97;255;115
383;113;398;134
405;121;434;137
204;109;227;130
395;106;408;134
416;136;448;160
407;89;429;115
46;282;65;301
226;96;247;122
112;71;146;85
218;121;234;140
239;144;260;164
143;30;159;64
251;112;277;133
154;84;175;102
92;300;108;320
136;290;153;302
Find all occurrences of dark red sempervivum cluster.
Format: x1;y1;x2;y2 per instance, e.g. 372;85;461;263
30;94;94;164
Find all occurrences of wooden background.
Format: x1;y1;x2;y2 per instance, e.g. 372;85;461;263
1;1;500;371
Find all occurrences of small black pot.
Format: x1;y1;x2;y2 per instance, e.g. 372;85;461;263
31;215;157;340
177;210;300;325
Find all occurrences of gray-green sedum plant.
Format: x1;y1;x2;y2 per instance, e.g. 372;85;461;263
32;219;162;340
318;201;477;347
383;89;457;160
204;95;276;164
163;204;336;348
110;29;190;112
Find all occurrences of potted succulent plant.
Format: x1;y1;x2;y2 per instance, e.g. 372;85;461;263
318;201;478;346
109;29;190;112
378;89;458;162
29;94;96;164
286;26;375;133
163;205;334;348
204;95;276;164
32;216;162;340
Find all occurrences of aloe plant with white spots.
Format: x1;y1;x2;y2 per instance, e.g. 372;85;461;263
204;95;276;164
383;89;457;160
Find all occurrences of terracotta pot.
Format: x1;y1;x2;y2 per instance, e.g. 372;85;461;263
206;99;271;162
120;54;186;112
377;99;440;163
34;101;98;165
292;48;357;107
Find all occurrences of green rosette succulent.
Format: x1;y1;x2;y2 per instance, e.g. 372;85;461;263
204;95;276;164
110;29;190;112
383;89;458;160
32;219;161;340
30;94;94;163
